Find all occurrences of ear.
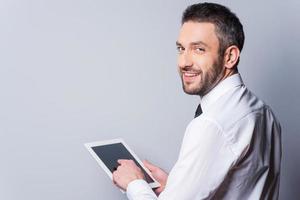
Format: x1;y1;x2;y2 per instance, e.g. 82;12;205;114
223;45;240;69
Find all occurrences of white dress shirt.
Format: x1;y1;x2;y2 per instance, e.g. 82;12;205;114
126;74;282;200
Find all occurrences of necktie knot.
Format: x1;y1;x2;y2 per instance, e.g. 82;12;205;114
194;104;202;118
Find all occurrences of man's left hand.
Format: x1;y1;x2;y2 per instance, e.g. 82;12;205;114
112;159;145;191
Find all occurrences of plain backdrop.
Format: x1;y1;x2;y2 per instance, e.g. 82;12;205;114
0;0;299;199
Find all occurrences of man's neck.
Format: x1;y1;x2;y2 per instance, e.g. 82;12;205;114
200;69;238;98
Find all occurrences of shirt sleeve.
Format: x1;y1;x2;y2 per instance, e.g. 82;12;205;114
126;118;238;200
126;179;157;200
159;118;238;199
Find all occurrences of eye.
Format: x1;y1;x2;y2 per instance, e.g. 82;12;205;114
196;47;205;52
176;46;185;53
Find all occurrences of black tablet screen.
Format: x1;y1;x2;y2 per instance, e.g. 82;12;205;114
92;143;154;184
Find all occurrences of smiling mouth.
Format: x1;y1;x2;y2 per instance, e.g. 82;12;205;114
183;72;200;77
182;71;201;82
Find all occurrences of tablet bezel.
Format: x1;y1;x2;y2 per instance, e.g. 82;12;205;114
84;138;161;189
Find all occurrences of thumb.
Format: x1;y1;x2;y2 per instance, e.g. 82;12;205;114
143;160;157;172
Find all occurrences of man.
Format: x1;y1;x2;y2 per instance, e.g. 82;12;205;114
113;2;281;200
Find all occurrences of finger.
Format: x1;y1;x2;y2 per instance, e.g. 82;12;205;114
143;160;156;171
112;178;117;185
154;187;164;196
112;171;117;182
112;175;119;187
117;159;128;164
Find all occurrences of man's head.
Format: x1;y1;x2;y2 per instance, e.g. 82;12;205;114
176;2;244;96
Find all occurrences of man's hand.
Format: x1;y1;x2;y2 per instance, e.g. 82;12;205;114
143;160;168;195
112;159;145;191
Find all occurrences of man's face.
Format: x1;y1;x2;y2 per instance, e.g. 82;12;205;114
176;21;225;96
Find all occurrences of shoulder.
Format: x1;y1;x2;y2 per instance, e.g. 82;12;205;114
194;86;280;155
204;85;268;131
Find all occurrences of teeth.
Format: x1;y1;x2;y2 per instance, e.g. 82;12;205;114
184;72;199;77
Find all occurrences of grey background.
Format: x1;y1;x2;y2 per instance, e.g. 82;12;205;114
0;0;299;199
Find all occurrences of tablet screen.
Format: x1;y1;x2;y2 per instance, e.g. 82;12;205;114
91;143;155;184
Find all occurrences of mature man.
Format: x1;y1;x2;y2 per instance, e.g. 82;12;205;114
113;2;281;200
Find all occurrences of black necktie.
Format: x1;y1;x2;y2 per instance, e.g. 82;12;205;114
194;104;202;118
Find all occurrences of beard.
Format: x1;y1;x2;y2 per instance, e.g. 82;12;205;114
180;57;225;96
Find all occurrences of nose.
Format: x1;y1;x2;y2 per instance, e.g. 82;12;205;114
178;50;193;70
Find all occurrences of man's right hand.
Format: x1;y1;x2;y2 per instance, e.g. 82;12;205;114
143;160;168;195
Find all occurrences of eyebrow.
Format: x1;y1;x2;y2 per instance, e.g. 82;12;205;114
176;41;209;47
176;41;182;46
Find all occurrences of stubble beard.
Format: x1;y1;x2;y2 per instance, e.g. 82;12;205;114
181;58;225;96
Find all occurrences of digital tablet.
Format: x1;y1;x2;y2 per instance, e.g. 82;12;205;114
84;138;161;190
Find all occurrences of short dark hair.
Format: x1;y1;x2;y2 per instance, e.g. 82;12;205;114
182;2;244;66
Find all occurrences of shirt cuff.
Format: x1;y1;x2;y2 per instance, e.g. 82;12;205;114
126;179;157;200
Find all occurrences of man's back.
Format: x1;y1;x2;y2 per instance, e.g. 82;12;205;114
203;75;282;199
160;74;281;199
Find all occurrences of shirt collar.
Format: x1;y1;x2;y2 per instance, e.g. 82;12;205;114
200;73;244;113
